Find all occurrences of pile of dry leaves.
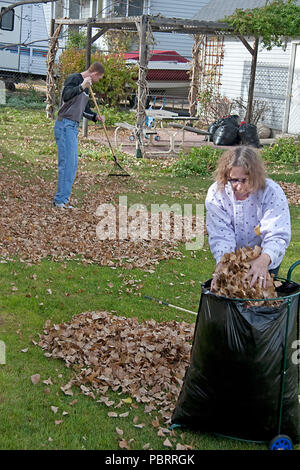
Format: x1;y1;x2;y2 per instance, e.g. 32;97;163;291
211;246;282;306
38;311;194;421
0;165;187;270
278;181;300;206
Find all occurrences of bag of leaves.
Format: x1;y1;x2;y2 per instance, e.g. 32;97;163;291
171;253;300;443
213;124;239;146
238;122;260;148
207;115;239;142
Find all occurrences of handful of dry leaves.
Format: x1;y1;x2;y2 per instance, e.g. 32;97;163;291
211;246;282;307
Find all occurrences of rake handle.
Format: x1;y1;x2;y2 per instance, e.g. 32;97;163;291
88;86;115;156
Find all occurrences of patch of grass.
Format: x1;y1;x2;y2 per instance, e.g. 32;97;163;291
170;146;222;177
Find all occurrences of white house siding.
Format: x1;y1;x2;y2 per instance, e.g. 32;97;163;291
150;0;209;18
149;0;210;60
220;37;292;130
43;3;53;36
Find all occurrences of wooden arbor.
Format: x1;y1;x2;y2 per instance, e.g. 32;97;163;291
49;15;232;157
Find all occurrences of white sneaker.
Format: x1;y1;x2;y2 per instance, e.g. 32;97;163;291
53;202;75;209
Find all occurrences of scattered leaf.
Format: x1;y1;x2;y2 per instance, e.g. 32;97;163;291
30;374;40;385
119;439;130;449
163;438;173;448
116;427;123;436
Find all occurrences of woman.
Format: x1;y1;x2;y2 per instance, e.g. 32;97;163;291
205;146;291;288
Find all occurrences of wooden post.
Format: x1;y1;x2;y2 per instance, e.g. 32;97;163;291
189;34;203;117
245;37;259;123
135;15;149;158
46;23;62;119
83;21;92;137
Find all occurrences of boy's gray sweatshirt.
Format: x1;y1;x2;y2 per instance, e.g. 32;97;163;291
57;73;97;123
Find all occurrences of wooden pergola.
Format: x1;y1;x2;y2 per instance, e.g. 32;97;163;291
49;15;253;157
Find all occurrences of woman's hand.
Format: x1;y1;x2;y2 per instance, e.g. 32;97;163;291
245;253;271;288
211;261;226;291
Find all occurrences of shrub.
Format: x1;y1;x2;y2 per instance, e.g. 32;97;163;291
171;146;222;177
57;48;138;107
101;105;136;127
5;86;45;109
260;136;300;164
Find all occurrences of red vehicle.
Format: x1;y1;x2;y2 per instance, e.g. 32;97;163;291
124;50;191;107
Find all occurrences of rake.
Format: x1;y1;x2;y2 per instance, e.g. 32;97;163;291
144;295;197;316
89;86;130;177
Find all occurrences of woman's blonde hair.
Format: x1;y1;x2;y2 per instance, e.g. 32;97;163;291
214;146;266;192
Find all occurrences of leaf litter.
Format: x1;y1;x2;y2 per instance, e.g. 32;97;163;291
37;310;194;423
0;169;197;270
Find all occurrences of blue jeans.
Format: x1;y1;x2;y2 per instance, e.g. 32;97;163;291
53;118;79;205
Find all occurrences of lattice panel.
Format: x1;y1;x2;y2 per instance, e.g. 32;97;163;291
241;62;289;130
199;35;224;93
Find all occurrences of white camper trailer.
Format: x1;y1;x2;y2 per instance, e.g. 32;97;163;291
0;1;50;89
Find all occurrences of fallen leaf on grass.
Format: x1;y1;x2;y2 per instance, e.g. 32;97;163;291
51;406;58;414
43;377;53;386
61;382;73;396
119;439;130;449
122;397;132;404
163;438;173;448
108;412;118;418
30;374;40;385
176;443;189;450
151;416;160;428
116;427;123;436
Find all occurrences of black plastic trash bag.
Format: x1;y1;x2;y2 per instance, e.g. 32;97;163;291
208;115;239;142
213;124;239;146
171;280;300;443
238;123;260;148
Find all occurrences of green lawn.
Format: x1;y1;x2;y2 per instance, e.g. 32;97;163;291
0;106;299;451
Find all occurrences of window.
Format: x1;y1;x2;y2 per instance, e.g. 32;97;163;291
0;7;14;31
114;0;143;17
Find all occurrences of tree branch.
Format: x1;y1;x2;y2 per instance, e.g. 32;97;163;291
236;34;254;56
0;0;58;22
